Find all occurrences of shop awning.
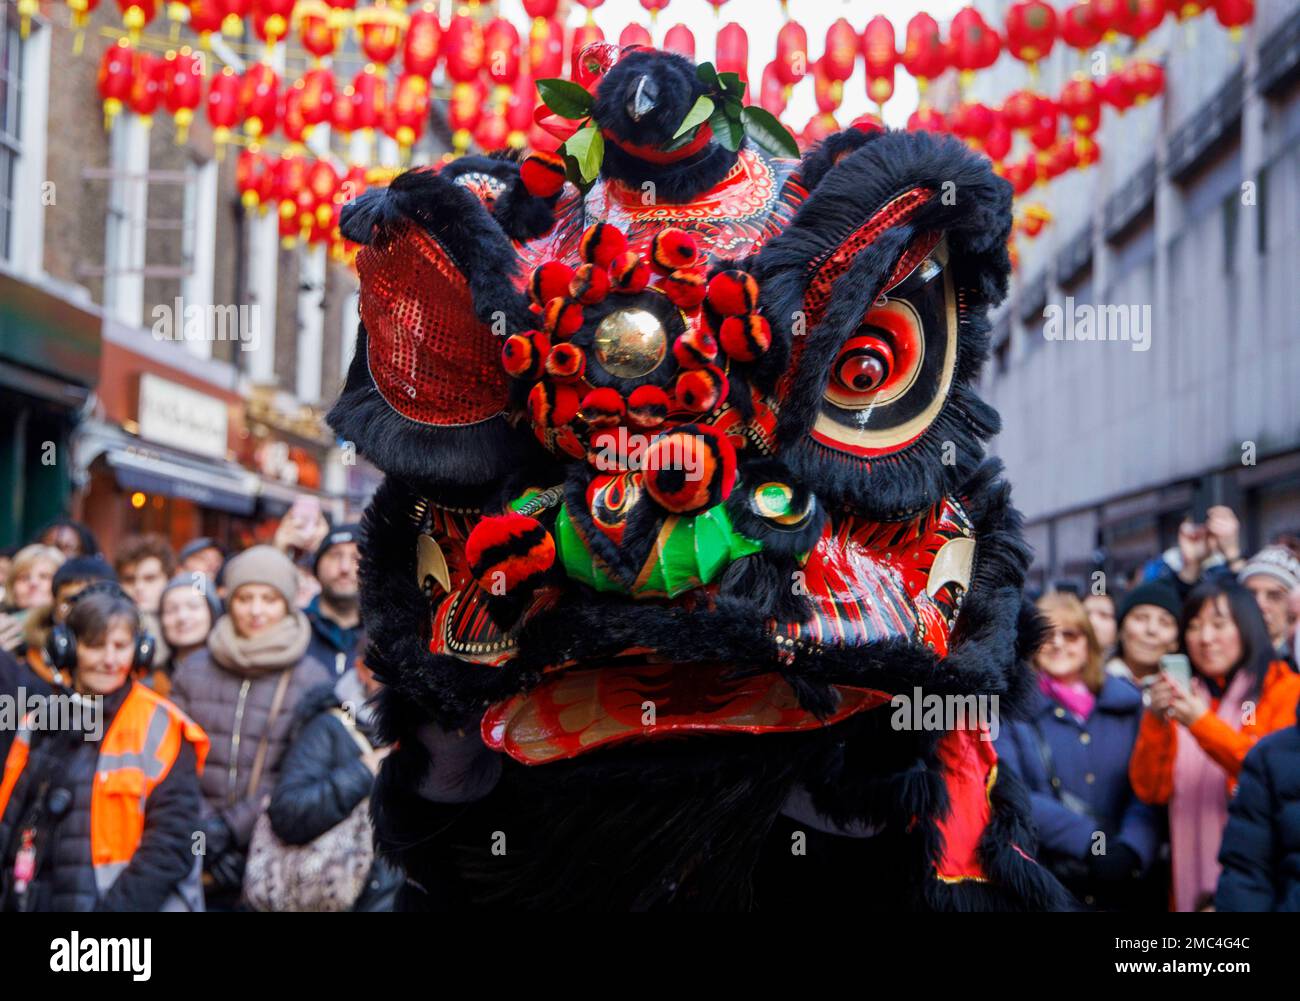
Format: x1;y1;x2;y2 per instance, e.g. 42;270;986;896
107;446;260;516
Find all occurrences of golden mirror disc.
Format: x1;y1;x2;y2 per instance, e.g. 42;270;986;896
593;307;668;378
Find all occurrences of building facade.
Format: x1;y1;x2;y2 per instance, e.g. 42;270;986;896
968;0;1300;589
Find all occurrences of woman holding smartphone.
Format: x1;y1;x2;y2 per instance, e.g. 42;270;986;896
1130;581;1300;911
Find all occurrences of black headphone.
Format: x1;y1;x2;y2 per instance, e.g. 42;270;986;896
47;581;157;675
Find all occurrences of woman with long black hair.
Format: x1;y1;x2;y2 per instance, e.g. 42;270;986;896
1130;581;1300;911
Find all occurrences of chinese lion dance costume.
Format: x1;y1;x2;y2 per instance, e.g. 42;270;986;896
330;45;1072;911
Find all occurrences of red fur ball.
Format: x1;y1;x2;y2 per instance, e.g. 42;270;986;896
660;268;707;309
626;385;671;429
579;387;626;427
609;251;650;293
528;380;580;428
706;270;760;316
641;425;737;515
543;298;584;340
502;333;540;379
545;342;586;381
529;261;575;307
650;227;699;273
519;152;566;199
672;327;719;369
718;313;773;362
579;223;628;268
674;365;728;413
569;263;610;305
464;514;556;595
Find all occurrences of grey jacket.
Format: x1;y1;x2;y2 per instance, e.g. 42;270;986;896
170;645;333;848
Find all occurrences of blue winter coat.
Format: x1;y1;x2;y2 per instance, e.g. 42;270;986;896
1216;714;1300;911
997;675;1161;867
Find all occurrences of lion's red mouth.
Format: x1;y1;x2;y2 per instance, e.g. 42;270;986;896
481;657;890;765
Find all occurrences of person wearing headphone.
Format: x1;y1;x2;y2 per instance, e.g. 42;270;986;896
0;584;209;911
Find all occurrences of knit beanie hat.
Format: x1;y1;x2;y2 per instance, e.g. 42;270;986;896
1117;580;1182;626
1238;545;1300;592
313;523;362;574
161;572;224;621
222;545;299;607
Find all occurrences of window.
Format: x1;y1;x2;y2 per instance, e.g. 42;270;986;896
0;1;23;264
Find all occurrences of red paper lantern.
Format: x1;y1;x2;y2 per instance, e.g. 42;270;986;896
1005;1;1058;66
523;0;558;19
1002;87;1049;130
505;72;535;147
951;101;994;145
448;78;484;153
387;72;430;151
1005;156;1036;195
862;14;897;93
1124;59;1166;102
529;17;564;77
97;39;134;129
236;147;274;210
116;0;157;41
902;12;946;89
474;110;509;151
639;0;670;20
1028;107;1059;150
1098;69;1135;111
351;65;387;132
801;112;838;147
240;61;280;138
274;152;308;242
356;1;405;67
127;50;165;123
1167;0;1206;23
664;24;695;60
812;59;843;114
1214;0;1254;37
1060;1;1104;50
296;0;337;59
332;82;356;134
281;79;310;144
569;22;606;79
218;0;248;38
948;6;1002;84
1059;75;1101;134
162;48;202;143
716;22;747;82
251;0;296;50
619;23;651;48
759;60;786;116
205;64;242;147
775;20;808;86
907;106;947;133
1071;134;1101;168
403;5;442;77
188;0;224;45
984;117;1012;161
1092;0;1131;40
299;65;335;127
485;17;521;87
1124;0;1167;40
822;17;857;83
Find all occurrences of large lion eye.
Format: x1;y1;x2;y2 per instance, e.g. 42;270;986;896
813;238;956;457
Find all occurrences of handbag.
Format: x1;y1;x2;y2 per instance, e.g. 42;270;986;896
241;708;376;912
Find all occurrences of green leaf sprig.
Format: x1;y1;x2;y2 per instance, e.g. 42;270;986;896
534;62;800;190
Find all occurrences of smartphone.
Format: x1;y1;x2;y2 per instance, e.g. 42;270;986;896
1160;653;1192;690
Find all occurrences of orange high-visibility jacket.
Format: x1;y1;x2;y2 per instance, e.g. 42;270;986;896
0;683;209;895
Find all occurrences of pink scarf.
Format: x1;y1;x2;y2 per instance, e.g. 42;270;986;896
1038;672;1096;721
1168;668;1255;912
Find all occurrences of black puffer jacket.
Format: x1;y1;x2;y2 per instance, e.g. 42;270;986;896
267;682;400;911
0;684;203;912
1216;711;1300;911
